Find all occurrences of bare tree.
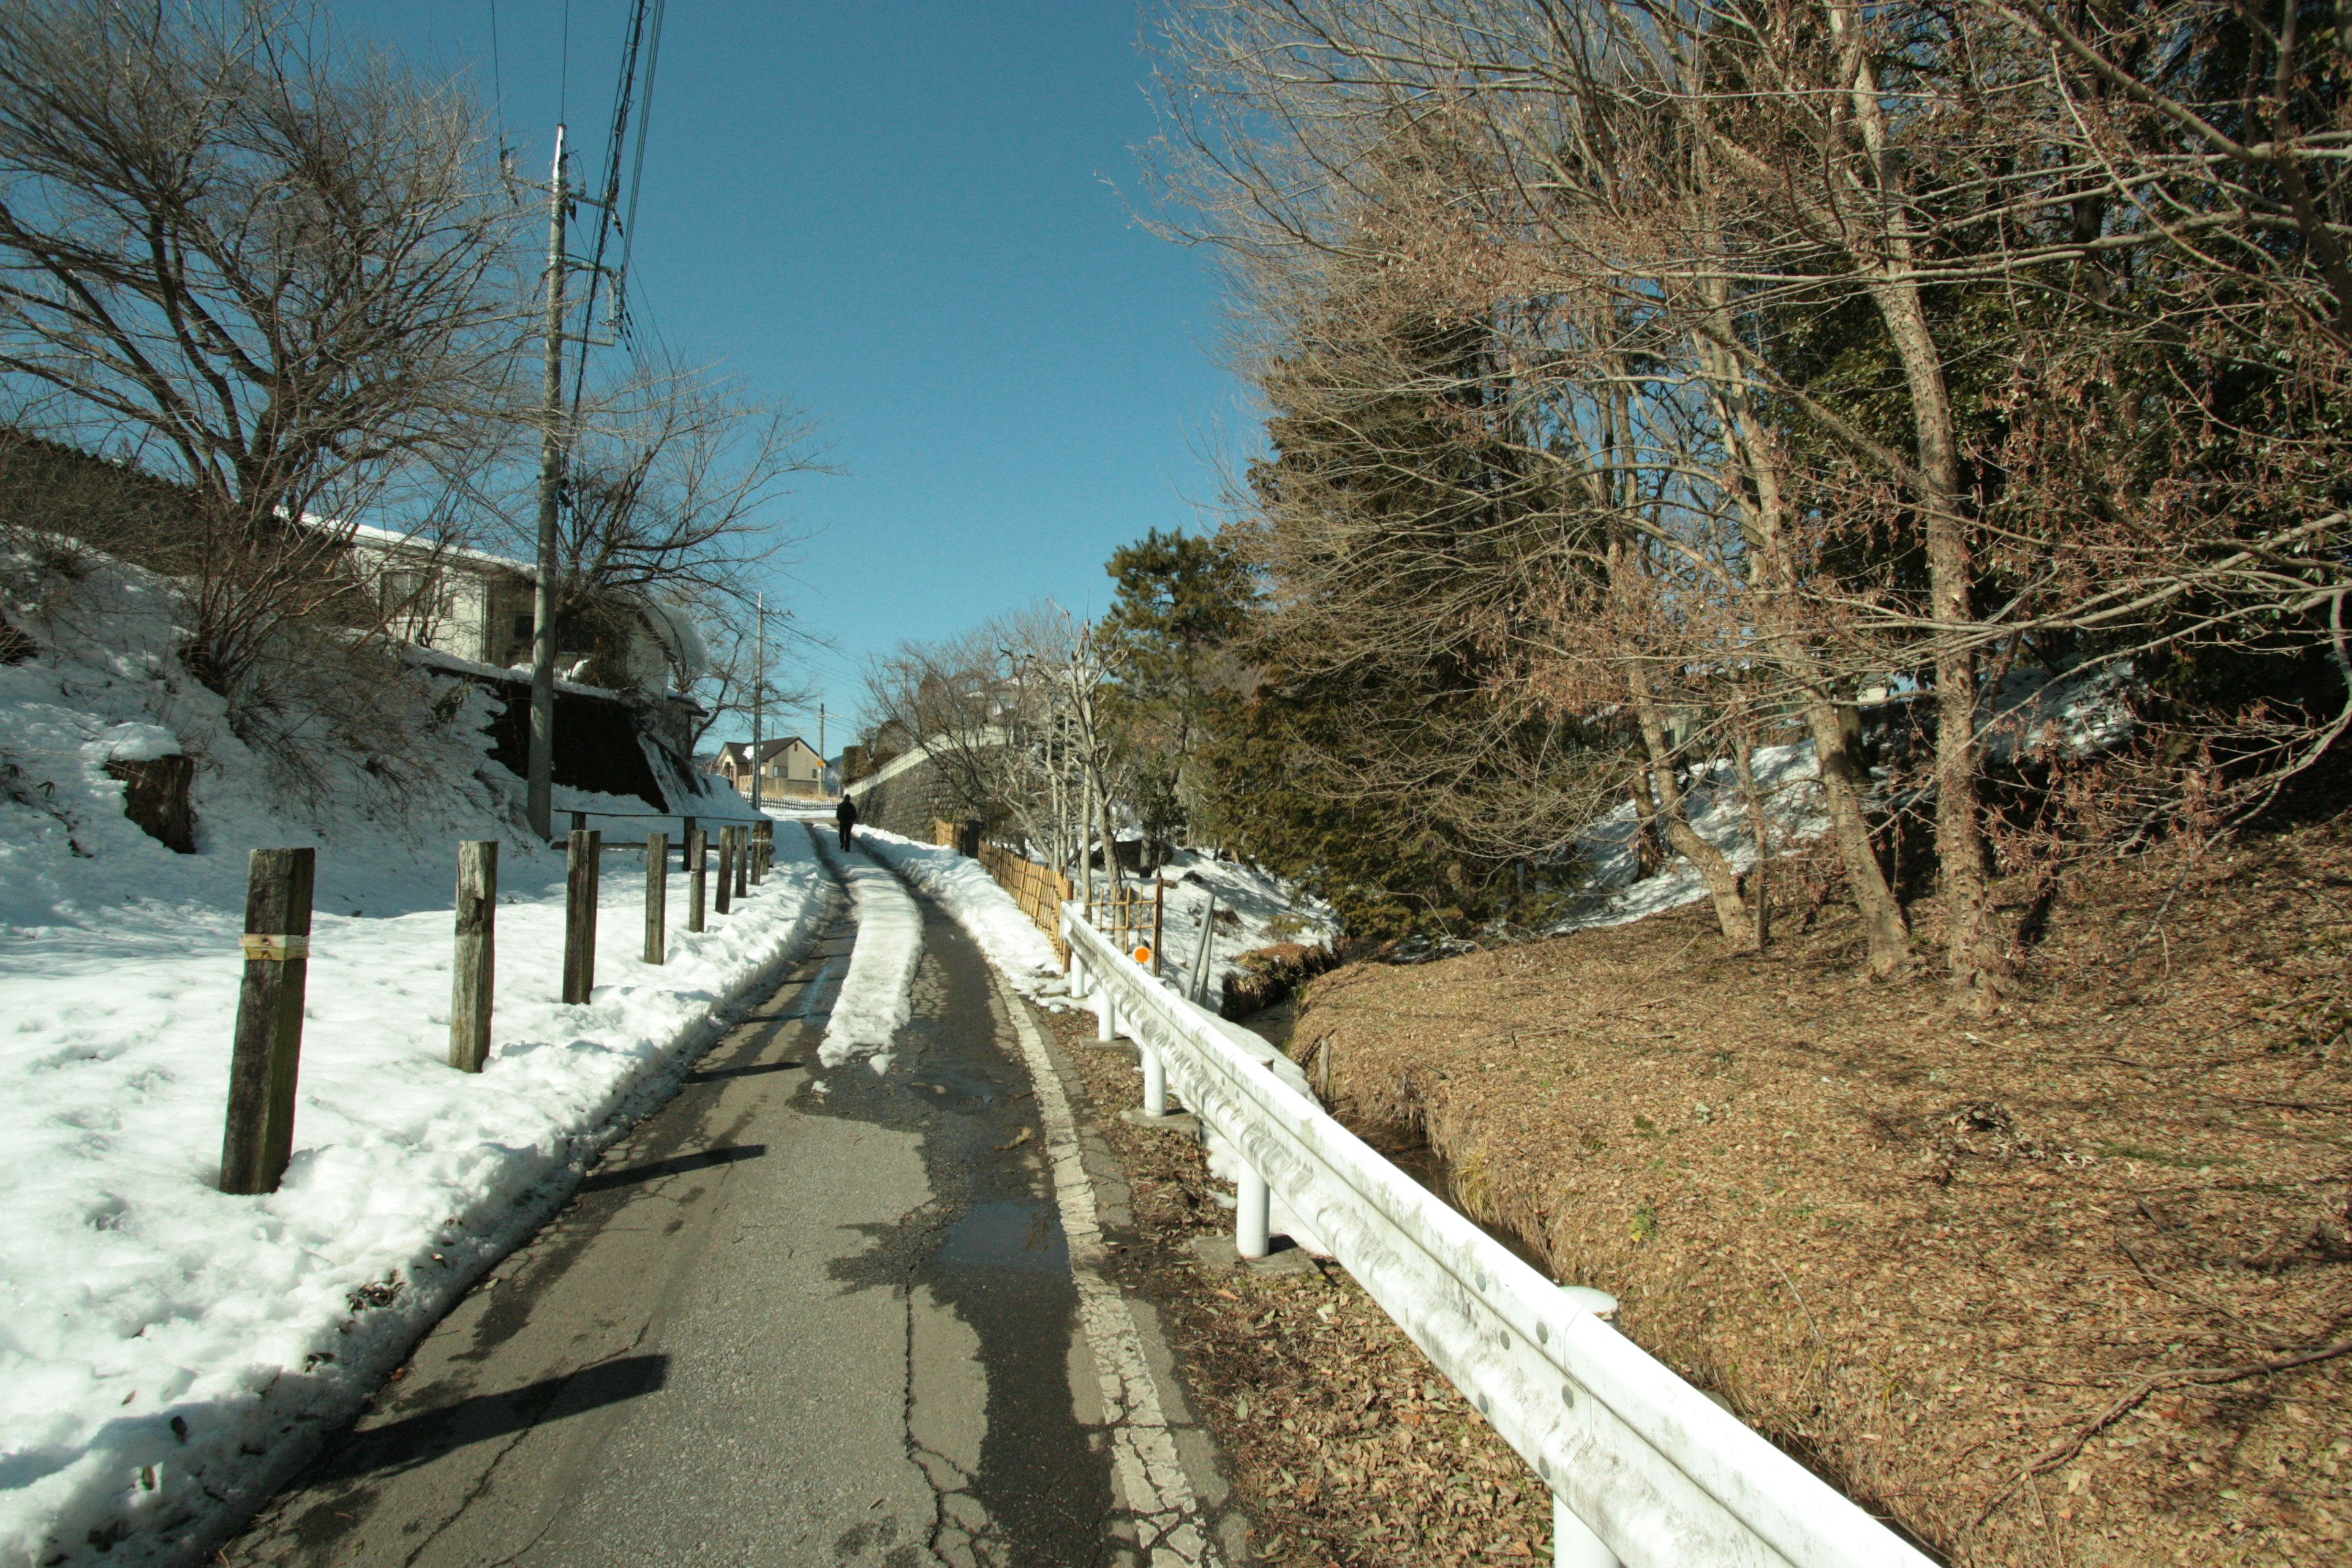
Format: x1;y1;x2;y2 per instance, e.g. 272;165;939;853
0;0;523;703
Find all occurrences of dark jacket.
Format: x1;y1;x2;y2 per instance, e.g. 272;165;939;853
835;796;858;827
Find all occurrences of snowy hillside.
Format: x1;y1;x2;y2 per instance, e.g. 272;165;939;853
0;546;812;1568
1546;741;1828;934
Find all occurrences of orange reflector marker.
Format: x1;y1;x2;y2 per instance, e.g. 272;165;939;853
1133;945;1152;965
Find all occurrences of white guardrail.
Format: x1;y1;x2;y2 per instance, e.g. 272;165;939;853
1061;906;1932;1568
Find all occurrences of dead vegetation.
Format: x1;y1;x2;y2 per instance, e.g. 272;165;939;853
1042;1008;1553;1567
1285;821;2352;1565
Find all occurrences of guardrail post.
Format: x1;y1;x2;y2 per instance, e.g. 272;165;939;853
1097;984;1118;1044
1554;1494;1622;1567
1236;1163;1271;1259
1142;1047;1168;1116
715;828;734;914
220;848;315;1194
643;831;667;964
562;829;600;1003
448;840;496;1072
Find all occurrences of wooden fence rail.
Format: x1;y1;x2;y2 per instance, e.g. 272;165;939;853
973;840;1074;968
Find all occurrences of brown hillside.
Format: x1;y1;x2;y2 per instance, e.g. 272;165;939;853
1290;821;2352;1565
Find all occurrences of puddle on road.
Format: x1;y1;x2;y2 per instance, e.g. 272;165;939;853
939;1199;1068;1275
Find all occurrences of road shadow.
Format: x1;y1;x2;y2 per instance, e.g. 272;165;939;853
578;1144;765;1193
304;1354;669;1486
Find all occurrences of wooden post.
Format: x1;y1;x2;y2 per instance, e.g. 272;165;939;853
680;814;696;872
688;827;707;932
220;848;315;1194
570;810;587;835
750;822;767;885
715;827;734;915
643;831;667;965
562;829;600;1003
734;826;750;899
448;840;496;1072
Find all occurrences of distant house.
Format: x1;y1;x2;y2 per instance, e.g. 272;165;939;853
347;525;704;701
710;736;827;799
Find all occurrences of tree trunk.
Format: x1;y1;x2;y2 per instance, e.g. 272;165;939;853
1730;701;1771;952
1686;301;1910;973
1628;658;1752;948
1833;2;2003;1003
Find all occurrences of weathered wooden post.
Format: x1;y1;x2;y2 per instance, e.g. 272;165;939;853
643;831;667;965
219;848;315;1194
714;827;734;915
750;822;767;885
733;825;750;900
688;827;708;931
562;828;600;1003
448;840;496;1072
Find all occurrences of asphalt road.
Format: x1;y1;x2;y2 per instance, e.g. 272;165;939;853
220;841;1232;1568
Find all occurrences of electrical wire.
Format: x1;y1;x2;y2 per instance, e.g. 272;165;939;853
614;0;667;346
567;0;659;424
487;0;506;140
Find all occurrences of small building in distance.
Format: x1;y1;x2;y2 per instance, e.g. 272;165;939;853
348;525;704;702
710;736;827;800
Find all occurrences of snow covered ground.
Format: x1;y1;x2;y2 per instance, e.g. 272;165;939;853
808;824;922;1071
1150;851;1342;1001
1540;740;1828;935
850;826;1069;1002
0;546;815;1568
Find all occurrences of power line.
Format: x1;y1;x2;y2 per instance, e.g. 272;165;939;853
614;0;667;346
487;0;505;139
568;0;663;423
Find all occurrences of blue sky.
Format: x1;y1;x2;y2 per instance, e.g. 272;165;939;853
333;1;1251;755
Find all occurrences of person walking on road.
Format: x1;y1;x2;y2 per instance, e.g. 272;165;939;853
835;794;858;852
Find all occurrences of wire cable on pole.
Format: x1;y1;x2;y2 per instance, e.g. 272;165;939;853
487;0;507;143
568;0;662;424
614;0;668;346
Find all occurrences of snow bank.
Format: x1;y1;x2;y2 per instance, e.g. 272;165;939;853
853;826;1068;1001
810;824;922;1071
0;546;828;1567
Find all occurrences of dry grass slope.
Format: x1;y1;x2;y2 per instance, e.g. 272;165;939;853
1292;821;2352;1566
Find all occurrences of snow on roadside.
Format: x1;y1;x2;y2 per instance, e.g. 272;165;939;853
0;835;826;1568
852;826;1068;1001
809;824;922;1071
0;546;824;1568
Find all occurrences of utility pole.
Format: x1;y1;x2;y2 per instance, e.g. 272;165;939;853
749;592;765;811
526;124;570;845
816;703;826;786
